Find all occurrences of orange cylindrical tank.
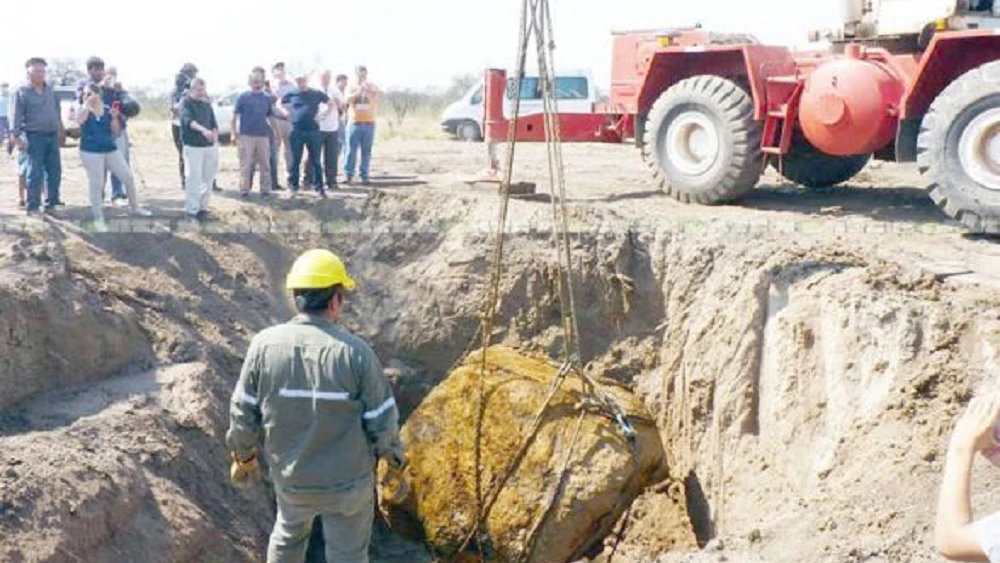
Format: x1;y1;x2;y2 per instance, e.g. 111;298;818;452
484;68;508;143
798;56;905;156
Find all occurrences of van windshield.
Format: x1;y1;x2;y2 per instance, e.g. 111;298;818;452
505;76;588;100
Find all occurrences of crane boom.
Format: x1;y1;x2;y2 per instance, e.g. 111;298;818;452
812;0;1000;44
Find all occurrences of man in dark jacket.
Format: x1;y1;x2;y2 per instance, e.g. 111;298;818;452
171;63;197;189
281;72;329;197
179;77;219;219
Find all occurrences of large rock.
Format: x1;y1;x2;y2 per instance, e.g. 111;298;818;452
384;346;667;562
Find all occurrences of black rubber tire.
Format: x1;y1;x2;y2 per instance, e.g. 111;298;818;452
642;75;763;204
917;60;1000;233
770;136;871;187
457;120;482;142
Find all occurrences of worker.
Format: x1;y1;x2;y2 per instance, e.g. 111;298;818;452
935;392;1000;561
226;248;405;563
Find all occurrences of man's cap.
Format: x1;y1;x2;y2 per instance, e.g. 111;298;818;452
356;64;367;73
25;57;47;68
180;62;198;76
86;57;105;70
273;62;286;71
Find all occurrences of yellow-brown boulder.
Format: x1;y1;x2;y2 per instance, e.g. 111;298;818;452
383;346;667;562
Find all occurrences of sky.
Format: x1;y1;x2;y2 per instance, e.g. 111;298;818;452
0;0;842;95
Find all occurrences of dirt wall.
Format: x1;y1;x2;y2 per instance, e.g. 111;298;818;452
619;233;1000;563
0;233;152;411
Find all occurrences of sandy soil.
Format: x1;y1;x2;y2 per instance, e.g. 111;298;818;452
0;121;998;562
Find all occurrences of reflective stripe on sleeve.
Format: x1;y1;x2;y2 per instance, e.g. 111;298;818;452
278;388;351;401
363;397;396;420
241;392;258;406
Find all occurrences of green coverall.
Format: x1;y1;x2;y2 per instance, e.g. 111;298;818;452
227;314;404;563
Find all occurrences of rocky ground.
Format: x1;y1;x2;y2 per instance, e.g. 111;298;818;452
0;121;998;562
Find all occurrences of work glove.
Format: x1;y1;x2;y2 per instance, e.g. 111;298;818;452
376;454;411;527
230;451;263;488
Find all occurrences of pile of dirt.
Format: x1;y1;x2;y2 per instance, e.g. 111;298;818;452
0;363;273;563
0;232;151;411
384;346;680;562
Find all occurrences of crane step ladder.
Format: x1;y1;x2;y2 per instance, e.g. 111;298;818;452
761;74;804;158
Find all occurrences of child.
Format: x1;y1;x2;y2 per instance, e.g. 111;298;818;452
6;137;26;208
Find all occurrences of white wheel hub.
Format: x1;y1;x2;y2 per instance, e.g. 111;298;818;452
958;107;1000;192
664;111;721;176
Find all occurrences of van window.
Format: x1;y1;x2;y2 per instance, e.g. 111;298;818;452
505;76;589;100
554;77;588;100
470;85;483;105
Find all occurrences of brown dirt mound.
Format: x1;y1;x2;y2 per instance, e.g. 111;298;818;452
0;363;273;563
0;233;152;410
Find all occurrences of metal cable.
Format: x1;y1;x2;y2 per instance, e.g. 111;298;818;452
451;3;637;560
461;0;532;558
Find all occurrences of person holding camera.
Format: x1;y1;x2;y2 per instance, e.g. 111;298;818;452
102;66;141;203
77;83;152;228
272;63;296;181
171;63;196;189
935;393;1000;561
76;57;141;206
344;65;380;186
180;77;220;219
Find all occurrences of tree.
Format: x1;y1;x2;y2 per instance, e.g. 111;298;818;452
130;87;172;120
46;58;86;87
384;89;422;130
444;73;479;101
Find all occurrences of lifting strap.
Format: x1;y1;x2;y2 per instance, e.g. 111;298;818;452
452;1;637;560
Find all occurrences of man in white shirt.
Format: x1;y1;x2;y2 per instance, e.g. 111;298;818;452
315;70;346;190
936;393;1000;562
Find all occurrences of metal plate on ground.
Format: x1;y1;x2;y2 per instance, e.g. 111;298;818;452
465;177;538;198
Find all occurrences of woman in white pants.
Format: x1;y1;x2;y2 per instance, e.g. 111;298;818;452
179;78;220;219
77;84;151;227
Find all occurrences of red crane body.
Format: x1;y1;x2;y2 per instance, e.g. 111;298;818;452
482;28;1000;232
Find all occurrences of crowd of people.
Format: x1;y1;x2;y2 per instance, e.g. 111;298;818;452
0;57;382;230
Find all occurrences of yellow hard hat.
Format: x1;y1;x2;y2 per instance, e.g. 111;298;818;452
285;249;356;291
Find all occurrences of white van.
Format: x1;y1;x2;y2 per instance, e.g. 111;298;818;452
440;70;597;142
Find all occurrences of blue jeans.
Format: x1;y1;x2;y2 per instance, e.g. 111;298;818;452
288;129;322;191
24;131;62;211
345;122;375;181
106;130;129;201
338;125;346;163
0;116;8;141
